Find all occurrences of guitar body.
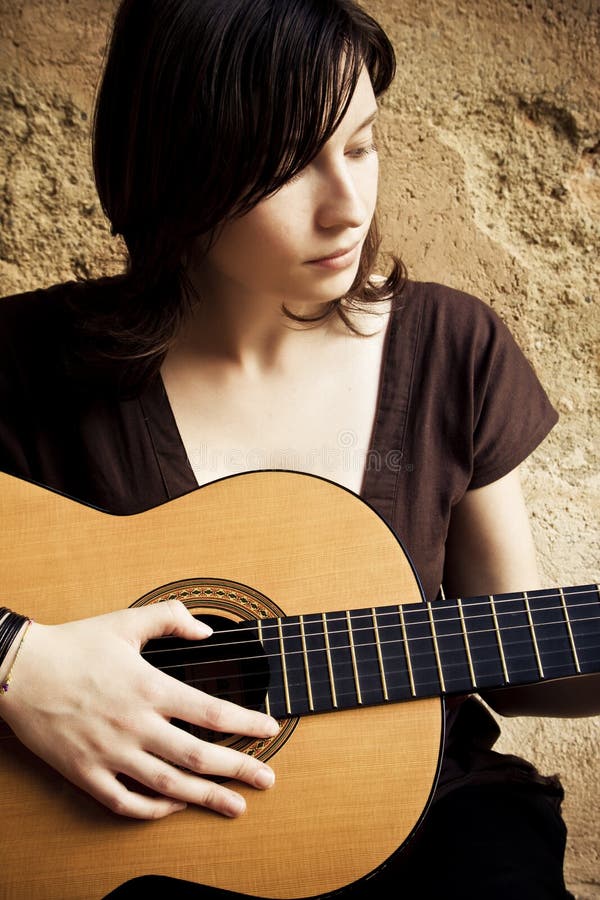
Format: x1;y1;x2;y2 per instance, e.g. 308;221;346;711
0;470;442;900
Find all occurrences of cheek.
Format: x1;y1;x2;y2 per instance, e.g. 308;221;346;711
242;210;300;267
365;156;379;212
209;214;297;288
237;206;292;254
209;221;266;275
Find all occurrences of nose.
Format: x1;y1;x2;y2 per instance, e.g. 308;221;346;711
314;161;372;231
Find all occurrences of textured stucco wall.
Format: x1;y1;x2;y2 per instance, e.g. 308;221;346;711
0;0;598;895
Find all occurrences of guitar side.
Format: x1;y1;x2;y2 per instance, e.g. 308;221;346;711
0;470;442;899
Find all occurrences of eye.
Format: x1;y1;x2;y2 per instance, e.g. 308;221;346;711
347;142;378;159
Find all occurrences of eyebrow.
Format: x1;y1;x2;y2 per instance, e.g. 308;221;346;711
352;109;379;135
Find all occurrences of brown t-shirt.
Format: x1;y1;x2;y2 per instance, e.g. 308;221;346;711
0;276;559;794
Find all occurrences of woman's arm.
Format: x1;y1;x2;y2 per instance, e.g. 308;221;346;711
443;467;600;717
0;600;279;818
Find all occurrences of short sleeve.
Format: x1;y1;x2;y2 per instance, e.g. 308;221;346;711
469;307;558;489
363;279;558;604
0;285;78;485
0;300;36;481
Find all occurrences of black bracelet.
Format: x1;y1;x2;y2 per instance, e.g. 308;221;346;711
0;618;32;694
0;616;24;661
0;613;22;651
0;611;29;667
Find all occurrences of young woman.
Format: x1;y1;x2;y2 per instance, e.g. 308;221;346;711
0;1;595;897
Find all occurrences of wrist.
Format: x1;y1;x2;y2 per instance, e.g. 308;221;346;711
0;617;33;692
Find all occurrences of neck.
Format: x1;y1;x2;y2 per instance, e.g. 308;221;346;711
143;584;600;721
257;584;600;718
180;264;339;369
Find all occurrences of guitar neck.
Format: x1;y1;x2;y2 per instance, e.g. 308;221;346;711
253;585;600;718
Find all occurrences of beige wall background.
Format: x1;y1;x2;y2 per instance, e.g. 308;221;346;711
0;0;598;895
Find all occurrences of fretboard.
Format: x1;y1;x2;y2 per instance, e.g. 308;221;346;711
253;585;600;718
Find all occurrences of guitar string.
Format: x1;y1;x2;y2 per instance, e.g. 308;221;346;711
143;613;600;684
142;586;599;656
142;594;600;662
144;607;600;671
160;633;600;707
146;606;600;668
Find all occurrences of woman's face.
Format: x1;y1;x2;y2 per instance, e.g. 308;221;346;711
192;67;379;311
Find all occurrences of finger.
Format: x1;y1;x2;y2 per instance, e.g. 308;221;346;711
81;768;188;821
128;598;213;645
120;752;248;818
148;719;275;789
159;678;280;738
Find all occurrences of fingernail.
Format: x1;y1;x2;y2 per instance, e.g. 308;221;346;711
265;717;280;736
227;795;246;817
196;621;213;636
255;767;275;789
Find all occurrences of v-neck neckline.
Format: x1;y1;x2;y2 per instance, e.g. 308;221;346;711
138;283;417;510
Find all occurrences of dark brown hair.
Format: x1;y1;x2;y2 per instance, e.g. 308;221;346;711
83;0;405;385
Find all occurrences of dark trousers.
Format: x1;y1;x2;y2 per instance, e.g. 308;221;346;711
105;783;574;900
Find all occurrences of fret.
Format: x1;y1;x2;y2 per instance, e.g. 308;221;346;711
277;618;292;716
343;608;385;706
489;595;510;684
559;587;581;673
426;603;446;693
325;610;359;709
256;618;271;717
345;611;363;704
373;606;413;702
456;598;477;689
321;612;338;708
301;612;339;713
562;585;600;674
461;594;505;688
398;605;416;697
429;600;475;694
400;604;440;697
256;617;289;718
278;615;312;716
523;592;544;679
491;592;539;685
371;607;389;701
298;615;314;712
526;587;577;681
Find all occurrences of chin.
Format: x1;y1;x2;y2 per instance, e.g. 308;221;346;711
310;263;360;292
280;262;359;309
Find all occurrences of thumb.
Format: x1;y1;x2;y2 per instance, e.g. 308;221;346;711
131;599;213;645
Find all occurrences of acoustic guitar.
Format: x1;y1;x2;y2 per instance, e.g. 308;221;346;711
0;469;597;900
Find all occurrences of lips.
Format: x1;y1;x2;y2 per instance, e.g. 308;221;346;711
307;240;361;263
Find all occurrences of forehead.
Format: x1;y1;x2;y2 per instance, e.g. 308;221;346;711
333;67;378;137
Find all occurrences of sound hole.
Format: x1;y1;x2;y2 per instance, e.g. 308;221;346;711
143;615;270;745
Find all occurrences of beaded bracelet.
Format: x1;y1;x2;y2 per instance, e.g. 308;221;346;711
0;619;33;694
